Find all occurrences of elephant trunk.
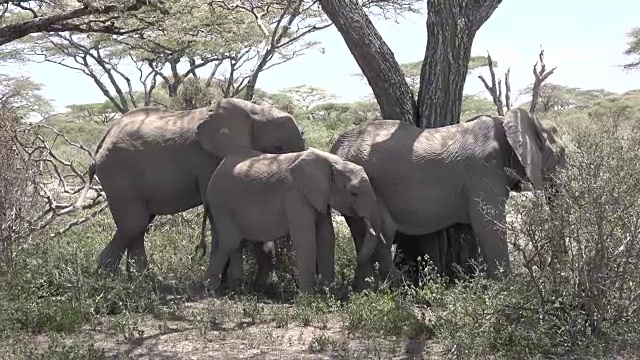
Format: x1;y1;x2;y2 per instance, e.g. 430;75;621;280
357;216;385;265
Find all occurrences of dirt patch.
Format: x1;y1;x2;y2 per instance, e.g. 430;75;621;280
70;299;441;360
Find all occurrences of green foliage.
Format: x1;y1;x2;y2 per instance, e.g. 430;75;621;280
460;94;498;119
363;55;498;94
41;116;109;153
519;83;616;113
0;74;53;118
343;289;427;337
418;112;640;359
623;27;640;70
589;89;640;121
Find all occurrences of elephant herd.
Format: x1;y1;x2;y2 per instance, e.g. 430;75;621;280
80;98;567;294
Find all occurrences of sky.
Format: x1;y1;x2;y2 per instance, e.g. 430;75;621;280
3;0;640;112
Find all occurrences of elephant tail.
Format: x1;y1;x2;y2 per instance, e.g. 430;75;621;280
193;206;209;260
73;123;111;210
73;160;97;210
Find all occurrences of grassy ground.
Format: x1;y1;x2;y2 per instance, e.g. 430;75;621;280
2;110;640;359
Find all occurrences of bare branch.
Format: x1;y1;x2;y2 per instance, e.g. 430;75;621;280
478;52;505;116
529;49;557;114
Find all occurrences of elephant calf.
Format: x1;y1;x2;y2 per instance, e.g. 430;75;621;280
203;147;387;294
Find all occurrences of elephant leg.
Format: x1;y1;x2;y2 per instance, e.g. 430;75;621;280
98;198;151;273
375;212;402;286
416;231;445;282
206;218;242;292
456;224;480;276
287;210;317;294
393;231;422;287
315;212;335;287
251;241;276;291
227;246;244;291
349;212;399;291
344;216;371;291
98;232;125;272
469;193;510;278
125;213;156;274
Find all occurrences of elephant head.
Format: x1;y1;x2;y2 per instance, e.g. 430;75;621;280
502;108;567;193
196;98;306;158
290;148;386;259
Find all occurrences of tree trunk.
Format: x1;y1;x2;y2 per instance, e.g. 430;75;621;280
318;0;416;124
416;0;502;128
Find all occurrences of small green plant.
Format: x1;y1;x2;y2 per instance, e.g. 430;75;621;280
343;289;427;337
241;295;261;324
308;333;347;353
113;313;145;342
271;305;291;328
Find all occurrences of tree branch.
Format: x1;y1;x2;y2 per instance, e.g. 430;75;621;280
0;0;153;46
529;49;557;114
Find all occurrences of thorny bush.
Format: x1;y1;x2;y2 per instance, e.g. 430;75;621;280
426;115;640;358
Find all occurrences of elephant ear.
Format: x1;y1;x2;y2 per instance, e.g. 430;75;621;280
196;98;254;158
502;108;549;188
290;148;332;214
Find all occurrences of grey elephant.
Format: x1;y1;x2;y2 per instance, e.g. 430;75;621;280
79;98;306;275
203;147;387;294
329;108;566;288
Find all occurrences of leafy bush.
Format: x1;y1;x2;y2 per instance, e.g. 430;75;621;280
423;115;640;358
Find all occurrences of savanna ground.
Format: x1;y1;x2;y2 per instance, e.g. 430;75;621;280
2;108;640;360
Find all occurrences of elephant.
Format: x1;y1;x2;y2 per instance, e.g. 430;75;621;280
78;98;306;275
329;108;567;288
203;147;387;294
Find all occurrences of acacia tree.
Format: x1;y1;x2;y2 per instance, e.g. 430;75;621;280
623;27;640;71
21;0;333;112
319;0;502;127
0;0;163;47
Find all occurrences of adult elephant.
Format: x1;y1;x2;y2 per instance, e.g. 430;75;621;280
79;98;306;274
329;108;566;289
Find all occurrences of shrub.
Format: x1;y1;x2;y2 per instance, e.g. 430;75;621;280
426;115;640;358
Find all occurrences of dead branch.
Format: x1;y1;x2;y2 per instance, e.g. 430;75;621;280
529;49;557;114
478;51;510;116
3;120;107;246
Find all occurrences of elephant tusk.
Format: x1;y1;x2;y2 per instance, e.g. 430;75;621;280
363;217;386;245
363;217;377;235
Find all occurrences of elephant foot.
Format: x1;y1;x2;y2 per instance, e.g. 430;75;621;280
125;256;149;275
186;281;209;300
97;248;123;274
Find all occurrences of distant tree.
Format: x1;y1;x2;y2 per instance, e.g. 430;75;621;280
589;89;640;121
460;95;497;119
0;75;52;118
277;85;338;110
518;84;615;113
623;27;640;71
357;56;499;95
22;0;332;112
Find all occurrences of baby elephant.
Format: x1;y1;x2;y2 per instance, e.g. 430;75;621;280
204;147;386;293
